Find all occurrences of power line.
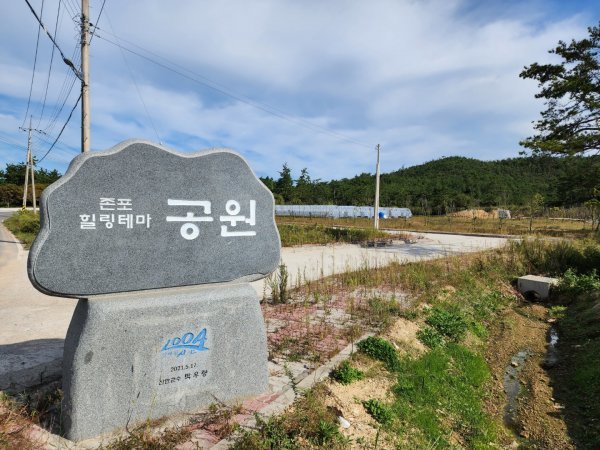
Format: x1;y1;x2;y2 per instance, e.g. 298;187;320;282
89;0;107;43
37;0;62;129
23;0;83;80
38;93;81;163
44;31;81;133
44;75;78;134
0;134;28;151
22;0;45;128
104;12;162;144
94;30;371;149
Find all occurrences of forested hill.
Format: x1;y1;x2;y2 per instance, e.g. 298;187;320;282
261;155;600;212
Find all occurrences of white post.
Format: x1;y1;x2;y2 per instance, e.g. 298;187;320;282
374;144;381;230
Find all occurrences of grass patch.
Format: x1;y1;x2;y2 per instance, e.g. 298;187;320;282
277;215;598;238
330;360;364;385
416;326;444;348
393;344;497;448
277;223;388;247
2;213;391;249
357;336;400;371
424;305;468;342
553;280;600;448
362;399;394;425
232;385;349;449
3;209;39;248
98;423;192;450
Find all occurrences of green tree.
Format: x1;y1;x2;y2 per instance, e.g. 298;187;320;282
0;162;61;185
0;184;23;207
295;168;312;203
520;23;600;156
528;193;545;232
584;188;600;232
259;176;275;192
274;163;294;203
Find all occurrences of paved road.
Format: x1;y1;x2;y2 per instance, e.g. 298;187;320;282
0;209;78;345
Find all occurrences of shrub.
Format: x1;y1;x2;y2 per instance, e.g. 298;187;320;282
367;296;401;330
558;268;600;294
330;360;364;385
357;336;400;371
362;399;393;425
3;210;40;247
270;264;289;304
425;306;468;343
416;326;445;348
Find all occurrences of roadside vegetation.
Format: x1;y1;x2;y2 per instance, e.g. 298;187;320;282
278;214;598;238
2;210;390;249
231;237;600;449
277;223;389;247
3;209;39;247
3;236;599;448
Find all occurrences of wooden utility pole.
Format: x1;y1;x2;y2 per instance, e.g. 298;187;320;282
29;145;36;213
22;130;30;209
81;0;90;153
20;116;43;212
374;144;381;230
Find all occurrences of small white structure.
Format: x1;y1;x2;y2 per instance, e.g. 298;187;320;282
497;209;511;219
517;275;558;300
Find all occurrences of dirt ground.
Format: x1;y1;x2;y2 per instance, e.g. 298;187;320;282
449;209;497;219
485;302;574;449
319;317;426;448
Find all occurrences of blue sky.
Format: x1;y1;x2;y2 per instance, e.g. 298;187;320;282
1;0;599;181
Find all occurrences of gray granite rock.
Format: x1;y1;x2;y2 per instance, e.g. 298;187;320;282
62;283;268;441
28;140;280;297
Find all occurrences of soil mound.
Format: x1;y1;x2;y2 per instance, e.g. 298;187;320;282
449;209;496;219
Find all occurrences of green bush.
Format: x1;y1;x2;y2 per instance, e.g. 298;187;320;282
511;239;600;276
425;306;468;343
4;210;40;233
3;210;40;247
357;336;400;371
558;268;600;294
416;326;445;348
330;360;364;385
362;399;393;425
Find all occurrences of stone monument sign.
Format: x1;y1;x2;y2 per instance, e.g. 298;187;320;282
28;140;280;441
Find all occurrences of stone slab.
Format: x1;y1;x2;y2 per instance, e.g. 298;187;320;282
517;275;558;300
62;283;268;441
0;339;63;392
28;140;280;297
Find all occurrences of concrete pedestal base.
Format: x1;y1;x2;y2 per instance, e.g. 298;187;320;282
61;283;267;441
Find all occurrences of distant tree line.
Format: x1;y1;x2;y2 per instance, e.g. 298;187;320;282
260;155;600;215
0;162;61;207
1;154;598;218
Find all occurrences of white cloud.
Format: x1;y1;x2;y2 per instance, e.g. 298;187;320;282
0;0;598;180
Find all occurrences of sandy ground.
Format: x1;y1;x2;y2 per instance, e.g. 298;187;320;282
0;209;507;346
